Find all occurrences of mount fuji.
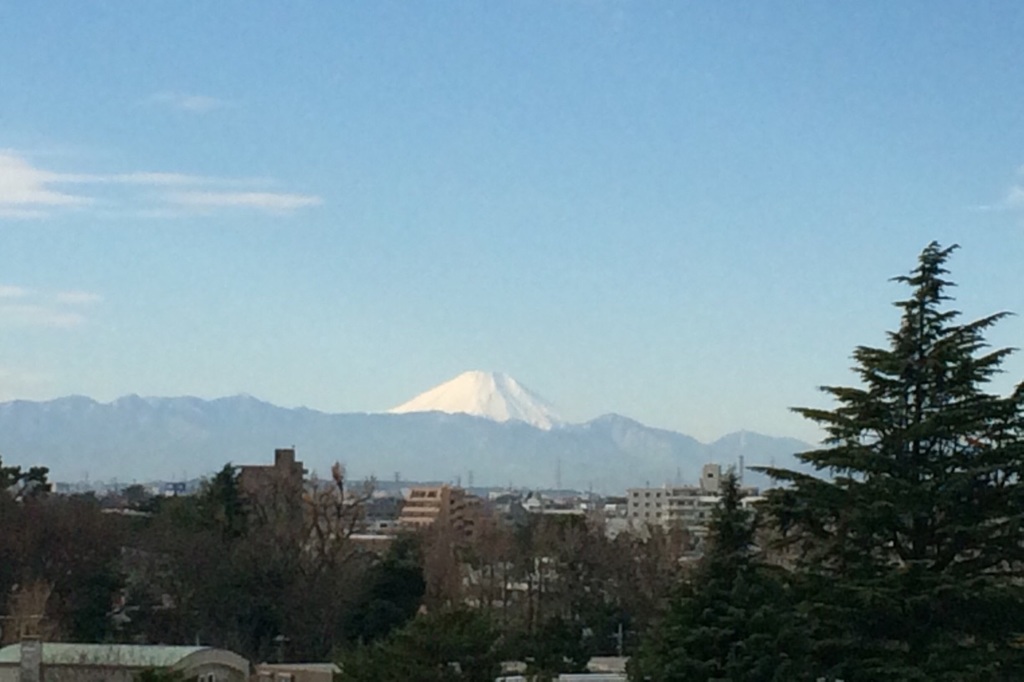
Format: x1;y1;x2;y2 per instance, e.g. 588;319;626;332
388;371;562;430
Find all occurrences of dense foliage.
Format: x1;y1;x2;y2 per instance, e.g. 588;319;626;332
338;608;504;682
0;456;685;667
758;242;1024;681
629;472;808;682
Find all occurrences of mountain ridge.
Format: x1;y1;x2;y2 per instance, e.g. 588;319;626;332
0;393;813;492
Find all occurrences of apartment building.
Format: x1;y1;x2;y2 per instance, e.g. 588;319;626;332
396;484;481;540
626;464;761;535
238;448;306;498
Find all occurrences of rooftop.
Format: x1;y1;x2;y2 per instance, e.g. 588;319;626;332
0;644;208;668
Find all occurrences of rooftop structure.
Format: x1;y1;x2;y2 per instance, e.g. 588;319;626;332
0;642;249;682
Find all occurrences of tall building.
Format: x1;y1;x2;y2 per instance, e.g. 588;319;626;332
238;448;307;523
238;447;306;497
397;484;480;540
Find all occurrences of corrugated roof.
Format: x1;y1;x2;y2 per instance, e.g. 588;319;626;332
0;644;208;668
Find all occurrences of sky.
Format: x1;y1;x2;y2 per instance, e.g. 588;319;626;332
1;1;1023;444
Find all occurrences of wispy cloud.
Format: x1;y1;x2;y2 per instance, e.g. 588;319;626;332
0;304;85;329
0;285;102;329
0;151;321;219
999;186;1024;211
54;290;103;305
978;168;1024;213
88;171;210;186
0;285;32;299
978;186;1024;212
148;91;229;113
0;152;92;208
169;191;323;211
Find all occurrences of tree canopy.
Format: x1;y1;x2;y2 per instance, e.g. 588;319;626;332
761;242;1024;680
629;471;807;682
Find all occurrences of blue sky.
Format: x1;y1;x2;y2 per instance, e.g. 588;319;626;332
1;2;1023;443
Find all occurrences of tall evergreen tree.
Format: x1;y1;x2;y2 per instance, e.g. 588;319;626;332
199;463;249;540
762;242;1024;681
338;608;503;682
628;471;807;681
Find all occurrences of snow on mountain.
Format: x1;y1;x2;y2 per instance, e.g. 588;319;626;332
388;370;563;430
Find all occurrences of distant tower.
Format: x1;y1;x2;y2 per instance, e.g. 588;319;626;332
394;471;401;484
468;470;475;487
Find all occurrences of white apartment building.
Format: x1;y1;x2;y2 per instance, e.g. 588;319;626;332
626;464;762;535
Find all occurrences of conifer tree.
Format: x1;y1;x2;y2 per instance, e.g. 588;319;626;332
762;242;1024;681
628;471;807;681
338;607;503;682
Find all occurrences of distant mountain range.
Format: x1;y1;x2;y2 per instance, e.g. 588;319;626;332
0;372;815;492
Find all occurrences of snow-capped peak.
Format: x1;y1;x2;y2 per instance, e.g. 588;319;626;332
388;370;562;430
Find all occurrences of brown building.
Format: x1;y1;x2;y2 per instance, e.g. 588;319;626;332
238;448;306;497
397;485;481;540
236;448;308;528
